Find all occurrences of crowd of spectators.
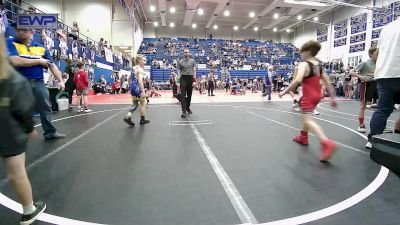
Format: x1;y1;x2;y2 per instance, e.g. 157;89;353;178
1;1;131;71
139;38;299;74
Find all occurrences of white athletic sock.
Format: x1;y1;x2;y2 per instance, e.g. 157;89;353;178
23;203;36;215
127;112;132;117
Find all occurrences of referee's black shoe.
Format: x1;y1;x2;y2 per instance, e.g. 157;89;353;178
187;108;193;115
181;111;187;118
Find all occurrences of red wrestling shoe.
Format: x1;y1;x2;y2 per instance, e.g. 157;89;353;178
293;131;309;145
320;139;337;162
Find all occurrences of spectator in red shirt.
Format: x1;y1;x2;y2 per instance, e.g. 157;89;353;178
73;61;92;112
111;78;120;94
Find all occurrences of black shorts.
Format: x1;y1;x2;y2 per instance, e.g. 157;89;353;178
360;81;378;102
1;143;26;158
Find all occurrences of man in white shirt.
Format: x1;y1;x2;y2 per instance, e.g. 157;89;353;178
367;18;400;148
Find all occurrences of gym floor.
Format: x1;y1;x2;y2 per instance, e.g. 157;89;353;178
0;99;399;225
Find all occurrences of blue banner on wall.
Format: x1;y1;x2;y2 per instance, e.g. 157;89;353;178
394;1;400;20
371;40;378;47
351;23;367;34
334;29;347;39
371;29;382;39
334;19;347;31
350;33;366;44
317;27;328;36
349;43;366;53
334;38;347;47
317;35;328;43
373;4;394;28
350;13;367;26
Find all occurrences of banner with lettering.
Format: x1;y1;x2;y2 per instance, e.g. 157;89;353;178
317;27;328;36
350;33;366;44
334;29;347;39
334;38;347;47
371;29;382;39
317;35;328;43
371;40;378;47
394;1;400;20
373;4;394;28
334;19;347;31
349;43;365;53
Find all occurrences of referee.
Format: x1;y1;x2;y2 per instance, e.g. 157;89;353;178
177;48;196;118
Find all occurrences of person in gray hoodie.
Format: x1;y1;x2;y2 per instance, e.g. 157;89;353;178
0;35;46;225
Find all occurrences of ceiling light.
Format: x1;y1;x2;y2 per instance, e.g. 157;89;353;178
150;5;156;12
313;16;319;21
153;22;159;27
224;10;230;16
170;7;176;13
198;8;204;15
213;24;218;30
170;22;175;28
254;27;259;31
286;29;291;33
249;12;255;18
273;27;278;32
192;23;197;29
273;13;279;19
297;15;302;20
283;0;330;7
233;25;238;30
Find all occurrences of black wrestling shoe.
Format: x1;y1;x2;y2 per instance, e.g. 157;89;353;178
20;201;46;225
123;117;135;127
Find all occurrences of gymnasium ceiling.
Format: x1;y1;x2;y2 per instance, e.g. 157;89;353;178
133;0;344;31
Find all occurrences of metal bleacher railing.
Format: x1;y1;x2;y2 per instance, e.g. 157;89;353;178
3;0;131;71
4;0;98;48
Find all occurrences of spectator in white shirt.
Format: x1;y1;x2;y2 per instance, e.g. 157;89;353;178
366;18;400;148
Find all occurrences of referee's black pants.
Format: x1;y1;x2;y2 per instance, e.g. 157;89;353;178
180;75;193;112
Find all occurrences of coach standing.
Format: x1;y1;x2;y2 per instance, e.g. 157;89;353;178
366;17;400;148
177;48;196;118
7;26;66;140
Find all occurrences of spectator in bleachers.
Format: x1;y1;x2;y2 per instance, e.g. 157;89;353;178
70;21;79;40
64;58;75;109
98;38;104;57
0;4;6;34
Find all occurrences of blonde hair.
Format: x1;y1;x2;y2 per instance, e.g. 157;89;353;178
133;54;145;66
0;35;10;81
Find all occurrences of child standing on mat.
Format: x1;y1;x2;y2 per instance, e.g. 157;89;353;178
349;47;391;134
123;54;150;127
74;61;92;113
279;40;338;162
0;36;46;225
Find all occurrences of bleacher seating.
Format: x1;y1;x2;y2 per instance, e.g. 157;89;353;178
2;0;131;82
139;37;300;82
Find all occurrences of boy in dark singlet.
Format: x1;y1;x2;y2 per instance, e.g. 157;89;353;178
279;40;338;162
350;48;378;133
350;47;392;134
